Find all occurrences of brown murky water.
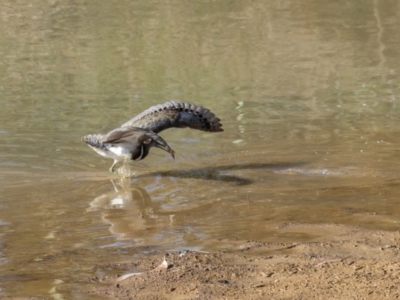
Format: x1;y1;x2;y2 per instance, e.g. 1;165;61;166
1;0;400;298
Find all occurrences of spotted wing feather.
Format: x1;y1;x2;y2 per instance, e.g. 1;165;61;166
121;101;223;133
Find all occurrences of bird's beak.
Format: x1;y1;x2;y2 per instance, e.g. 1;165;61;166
155;143;175;159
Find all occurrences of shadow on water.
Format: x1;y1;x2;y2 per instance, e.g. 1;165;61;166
88;161;309;215
135;162;307;186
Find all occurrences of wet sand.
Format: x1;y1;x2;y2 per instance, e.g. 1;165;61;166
81;224;400;299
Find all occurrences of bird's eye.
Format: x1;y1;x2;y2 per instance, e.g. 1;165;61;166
143;138;152;144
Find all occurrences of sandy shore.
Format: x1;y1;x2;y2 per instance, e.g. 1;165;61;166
83;223;400;299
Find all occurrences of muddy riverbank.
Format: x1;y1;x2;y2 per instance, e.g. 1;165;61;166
81;224;400;299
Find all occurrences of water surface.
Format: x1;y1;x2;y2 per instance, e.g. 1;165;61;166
1;0;400;298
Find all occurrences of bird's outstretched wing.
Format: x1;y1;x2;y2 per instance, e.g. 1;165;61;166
121;101;223;133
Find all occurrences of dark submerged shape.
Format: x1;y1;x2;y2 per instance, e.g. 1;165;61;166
82;101;223;172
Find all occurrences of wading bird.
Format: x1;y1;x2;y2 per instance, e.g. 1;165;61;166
82;101;223;172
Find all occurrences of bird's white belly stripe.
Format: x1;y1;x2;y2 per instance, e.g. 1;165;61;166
109;146;125;156
107;143;132;159
89;145;119;160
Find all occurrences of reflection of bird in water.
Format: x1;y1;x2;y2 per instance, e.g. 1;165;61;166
87;179;176;241
82;101;223;172
87;179;134;210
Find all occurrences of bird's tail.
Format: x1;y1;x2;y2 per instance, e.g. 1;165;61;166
81;134;105;149
121;101;223;133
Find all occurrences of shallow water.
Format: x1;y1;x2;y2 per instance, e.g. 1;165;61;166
1;0;400;298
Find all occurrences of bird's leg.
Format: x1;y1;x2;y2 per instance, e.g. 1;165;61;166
109;160;118;173
110;179;119;192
